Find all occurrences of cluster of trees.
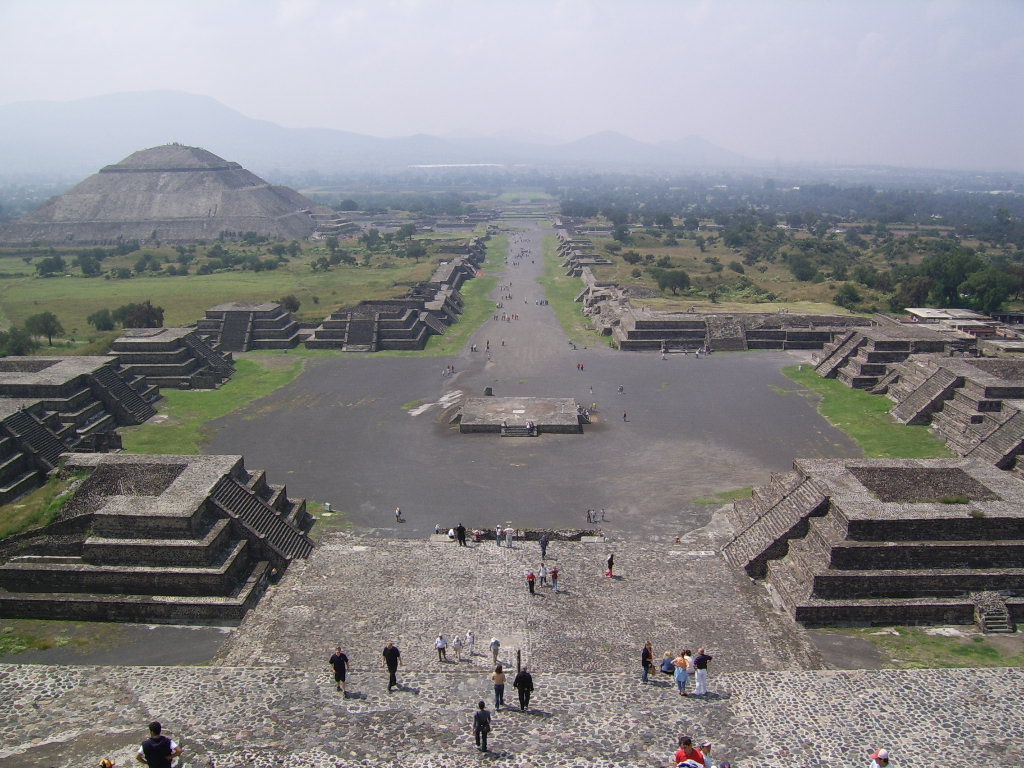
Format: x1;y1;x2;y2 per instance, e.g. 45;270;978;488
87;301;164;331
0;311;65;355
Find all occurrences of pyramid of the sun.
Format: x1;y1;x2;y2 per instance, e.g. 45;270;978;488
0;144;335;244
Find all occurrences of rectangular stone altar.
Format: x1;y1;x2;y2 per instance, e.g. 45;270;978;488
459;396;583;434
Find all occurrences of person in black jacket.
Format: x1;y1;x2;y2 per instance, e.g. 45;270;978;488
512;666;534;711
472;700;492;752
136;721;182;766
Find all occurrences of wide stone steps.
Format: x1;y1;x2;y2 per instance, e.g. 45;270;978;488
3;409;66;468
828;539;1024;570
811;567;1024;599
90;364;157;423
0;560;271;624
966;409;1024;467
182;333;235;379
501;426;535;437
0;540;252;596
793;595;977;626
813;330;859;377
83;519;235;567
210;476;314;561
891;367;960;425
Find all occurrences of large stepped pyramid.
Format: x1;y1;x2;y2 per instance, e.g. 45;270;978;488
0;453;313;624
726;458;1024;630
0;144;341;245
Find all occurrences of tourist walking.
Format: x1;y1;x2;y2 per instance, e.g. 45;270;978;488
693;648;713;696
495;523;503;546
641;640;653;683
489;637;501;664
504;525;514;548
456;522;467;546
466;630;476;657
512;666;534;711
394;507;402;523
538;563;548;586
452;634;463;661
870;748;891;768
491;663;506;710
539;533;549;560
435;634;448;662
674;735;706;767
550;564;560;593
606;552;615;577
472;700;492;752
526;569;536;595
382;642;401;691
136;721;182;767
673;650;692;696
329;645;350;695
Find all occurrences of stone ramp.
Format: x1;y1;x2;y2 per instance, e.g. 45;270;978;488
1;663;1020;768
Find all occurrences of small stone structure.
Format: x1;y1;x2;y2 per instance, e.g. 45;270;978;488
197;301;306;352
306;249;484;352
459;397;584;434
813;317;975;389
0;453;313;624
723;457;1023;629
0;356;160;502
110;327;234;389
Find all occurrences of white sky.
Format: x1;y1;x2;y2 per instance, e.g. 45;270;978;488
1;0;1022;170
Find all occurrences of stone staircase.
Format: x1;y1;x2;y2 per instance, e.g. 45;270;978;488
210;476;313;563
890;363;961;425
182;332;235;381
964;407;1024;468
219;311;253;352
89;364;157;424
813;330;860;377
501;425;535;437
3;409;66;468
973;592;1015;633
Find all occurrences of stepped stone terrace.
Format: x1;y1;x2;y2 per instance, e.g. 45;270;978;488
197;301;305;352
110;326;234;389
724;457;1024;629
459;396;584;434
0;356;159;501
0;453;313;624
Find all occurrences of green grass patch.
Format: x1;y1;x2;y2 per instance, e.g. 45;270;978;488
307;502;355;542
824;626;1024;668
0;619;146;658
0;470;86;539
120;355;305;454
538;233;612;348
692;487;753;505
782;365;952;458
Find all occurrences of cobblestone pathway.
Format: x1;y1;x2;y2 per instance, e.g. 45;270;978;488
3;533;1021;767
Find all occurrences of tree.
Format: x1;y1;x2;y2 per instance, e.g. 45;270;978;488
394;223;416;241
787;254;817;281
652;268;691;295
278;294;301;313
833;283;862;310
405;242;428;261
958;267;1013;315
88;308;115;331
325;235;339;255
113;300;164;328
360;228;382;249
0;325;40;356
35;255;66;276
25;311;64;345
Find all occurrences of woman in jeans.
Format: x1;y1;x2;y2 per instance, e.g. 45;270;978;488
491;663;506;710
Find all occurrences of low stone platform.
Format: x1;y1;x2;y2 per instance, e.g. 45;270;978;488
459;396;583;433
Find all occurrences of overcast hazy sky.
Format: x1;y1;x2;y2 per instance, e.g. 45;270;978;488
1;0;1022;171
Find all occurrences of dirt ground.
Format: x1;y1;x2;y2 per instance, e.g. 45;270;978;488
205;221;861;539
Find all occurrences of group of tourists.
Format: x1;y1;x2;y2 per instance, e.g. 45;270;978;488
641;641;714;697
524;562;560;593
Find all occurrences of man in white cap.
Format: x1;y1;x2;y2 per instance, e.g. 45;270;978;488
870;748;890;767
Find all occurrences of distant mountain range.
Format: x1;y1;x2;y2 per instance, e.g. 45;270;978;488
0;90;754;178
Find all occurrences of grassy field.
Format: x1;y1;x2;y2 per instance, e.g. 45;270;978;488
0;233;477;339
538;232;615;347
0;470;85;540
782;365;952;458
120;355;306;454
821;626;1024;668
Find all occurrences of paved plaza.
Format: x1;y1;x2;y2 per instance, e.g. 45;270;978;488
1;221;1019;766
2;529;1023;767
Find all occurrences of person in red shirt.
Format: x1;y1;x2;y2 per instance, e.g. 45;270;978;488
673;735;706;767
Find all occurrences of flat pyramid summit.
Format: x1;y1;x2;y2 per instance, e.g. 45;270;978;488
0;144;335;244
